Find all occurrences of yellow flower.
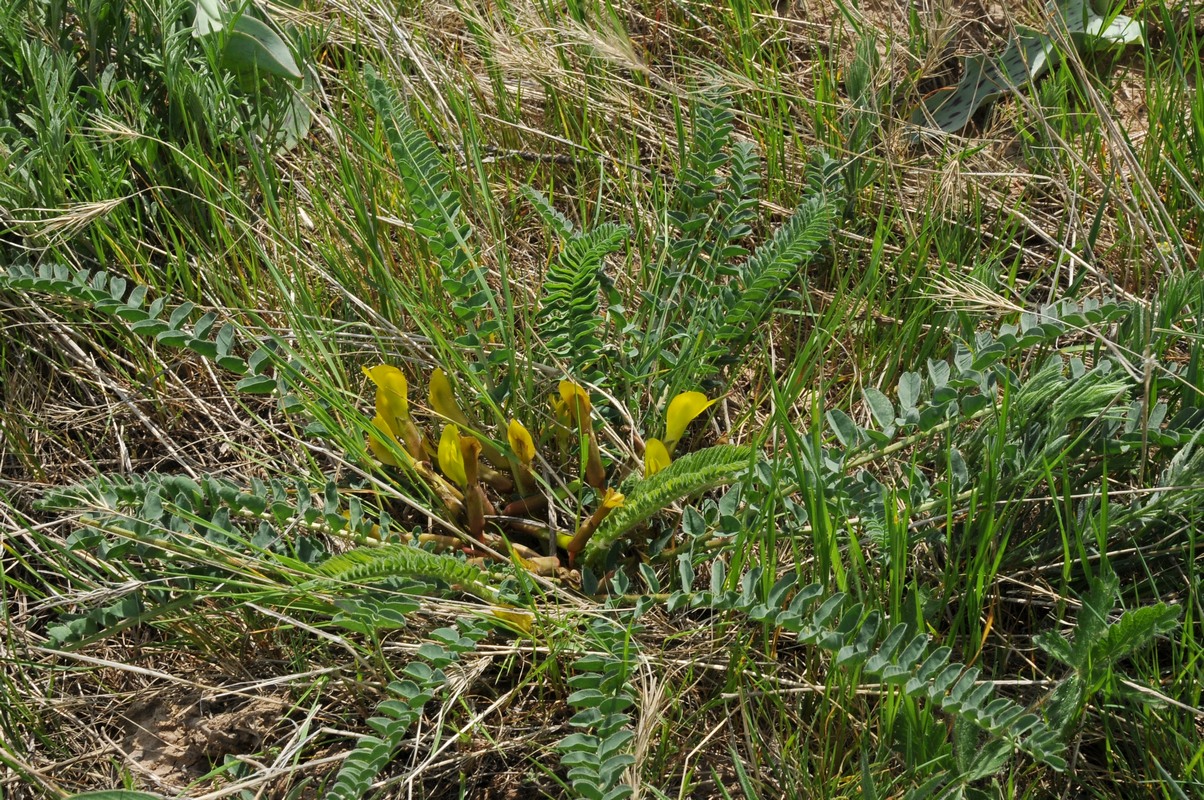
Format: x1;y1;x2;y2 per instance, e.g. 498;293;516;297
644;438;671;477
368;414;408;467
664;391;716;454
363;363;428;461
430;368;471;427
363;363;409;416
438;424;468;488
558;380;604;487
490;606;534;634
558;380;591;427
508;419;535;465
600;487;625;509
563;487;626;557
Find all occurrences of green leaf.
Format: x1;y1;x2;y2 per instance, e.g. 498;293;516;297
1044;675;1085;733
223;13;302;79
948;447;969;490
66;793;164;800
826;409;862;448
993;27;1055;87
168;301;194;329
1085;13;1142;46
710;196;833;361
897;371;922;413
1070;569;1120;669
677;554;694;592
236;374;277;394
582;445;755;567
193;0;225;36
863;387;895;429
910;0;1141;135
156;330;190;348
910;54;1009;133
1057;0;1143;46
274;78;314;149
1091;603;1180;668
1034;629;1074;667
537;222;626;382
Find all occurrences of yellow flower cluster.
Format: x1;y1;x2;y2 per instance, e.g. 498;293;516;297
362;364;716;561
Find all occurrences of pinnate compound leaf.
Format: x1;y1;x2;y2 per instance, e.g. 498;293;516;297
582;445;754;567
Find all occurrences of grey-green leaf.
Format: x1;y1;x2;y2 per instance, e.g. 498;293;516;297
193;0;225;36
224;14;302;79
827;409;862;448
863;386;895;429
898;371;922;412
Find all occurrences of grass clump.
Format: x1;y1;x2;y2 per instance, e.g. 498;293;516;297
1;0;1202;798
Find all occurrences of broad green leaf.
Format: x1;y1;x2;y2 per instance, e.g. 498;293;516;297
910;54;1007;133
1034;630;1075;667
1084;13;1142;45
949;446;969;490
235;374;277;394
677;553;693;592
966;739;1013;782
1057;0;1142;45
273;78;313;150
897;371;922;412
193;0;225;36
863;386;895;428
223;13;302;79
927;358;950;388
1044;675;1085;732
911;0;1142;134
826;409;861;448
993;27;1055;87
1070;569;1120;668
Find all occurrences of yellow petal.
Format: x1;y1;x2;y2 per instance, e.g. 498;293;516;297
644;438;671;477
362;364;410;416
551;394;570;429
438;424;468;487
363;365;410;444
664;391;716;454
508;419;535;464
369;414;407;467
601;488;625;508
558;380;591;426
430;368;470;427
490;606;535;633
